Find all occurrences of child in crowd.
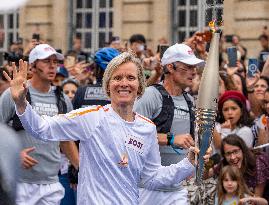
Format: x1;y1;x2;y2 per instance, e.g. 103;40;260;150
215;165;268;205
213;90;254;151
62;78;79;101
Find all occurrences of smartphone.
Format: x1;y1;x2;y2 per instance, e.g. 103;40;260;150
158;44;169;59
65;56;76;68
32;33;40;41
227;47;237;67
247;58;259;77
260;52;269;62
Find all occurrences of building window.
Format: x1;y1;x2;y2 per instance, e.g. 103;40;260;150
204;0;223;25
73;0;113;53
172;0;223;43
0;11;19;64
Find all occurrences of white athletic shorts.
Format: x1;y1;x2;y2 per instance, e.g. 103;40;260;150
16;182;65;205
139;187;189;205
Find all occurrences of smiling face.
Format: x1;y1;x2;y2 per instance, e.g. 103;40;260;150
108;62;140;108
223;143;243;169
222;99;242;128
222;172;238;194
254;79;268;101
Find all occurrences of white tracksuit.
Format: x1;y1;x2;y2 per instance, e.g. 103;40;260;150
17;103;194;205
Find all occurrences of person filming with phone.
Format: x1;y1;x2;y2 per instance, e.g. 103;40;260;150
258;33;269;71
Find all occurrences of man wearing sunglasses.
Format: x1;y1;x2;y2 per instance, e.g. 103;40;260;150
134;43;205;204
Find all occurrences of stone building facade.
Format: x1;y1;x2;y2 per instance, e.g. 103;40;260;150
4;0;269;57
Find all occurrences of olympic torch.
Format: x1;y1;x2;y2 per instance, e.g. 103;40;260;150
195;31;220;185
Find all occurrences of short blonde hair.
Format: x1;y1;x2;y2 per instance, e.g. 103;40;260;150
102;52;146;98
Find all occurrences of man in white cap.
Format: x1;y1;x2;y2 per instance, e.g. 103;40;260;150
0;44;78;205
134;43;205;204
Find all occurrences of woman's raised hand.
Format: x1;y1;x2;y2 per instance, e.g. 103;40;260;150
3;59;28;113
246;72;260;92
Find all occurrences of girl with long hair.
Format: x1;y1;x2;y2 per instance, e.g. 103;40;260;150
216;165;252;205
219;134;269;202
213;90;254;150
216;165;267;205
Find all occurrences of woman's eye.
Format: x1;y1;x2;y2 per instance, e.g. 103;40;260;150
113;76;121;81
128;75;136;80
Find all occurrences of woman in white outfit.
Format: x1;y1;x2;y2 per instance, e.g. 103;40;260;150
4;53;209;205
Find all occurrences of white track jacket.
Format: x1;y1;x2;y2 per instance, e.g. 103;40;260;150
17;103;194;205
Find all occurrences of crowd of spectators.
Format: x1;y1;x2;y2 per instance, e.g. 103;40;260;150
0;27;269;205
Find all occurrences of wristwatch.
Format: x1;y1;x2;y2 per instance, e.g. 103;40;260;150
167;132;173;146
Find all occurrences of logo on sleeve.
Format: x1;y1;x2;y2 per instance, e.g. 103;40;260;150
125;134;144;154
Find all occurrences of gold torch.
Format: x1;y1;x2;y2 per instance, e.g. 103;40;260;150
195;30;220;185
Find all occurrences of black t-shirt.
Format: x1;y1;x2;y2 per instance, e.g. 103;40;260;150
73;84;110;109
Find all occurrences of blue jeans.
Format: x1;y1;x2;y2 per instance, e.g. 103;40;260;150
59;174;77;205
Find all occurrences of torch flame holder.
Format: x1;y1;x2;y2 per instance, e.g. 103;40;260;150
194;108;217;185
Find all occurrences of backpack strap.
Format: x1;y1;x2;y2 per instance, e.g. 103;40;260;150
182;91;195;139
54;86;67;114
12;91;31;131
152;84;174;134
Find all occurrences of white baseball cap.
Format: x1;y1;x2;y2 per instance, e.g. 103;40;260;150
29;44;64;64
161;43;205;67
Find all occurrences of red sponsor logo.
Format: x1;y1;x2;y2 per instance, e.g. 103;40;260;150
44;47;55;52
